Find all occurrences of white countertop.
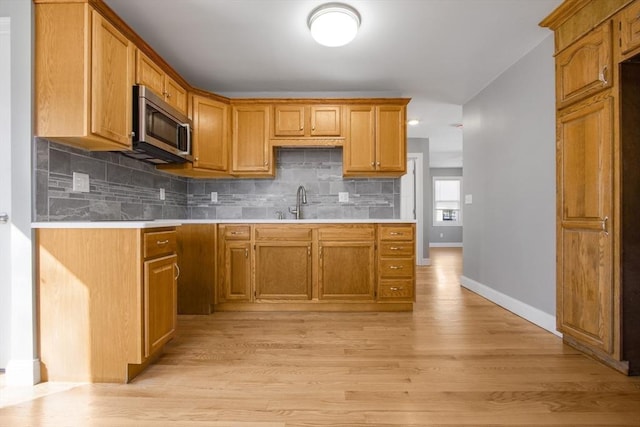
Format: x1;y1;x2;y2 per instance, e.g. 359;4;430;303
32;219;415;228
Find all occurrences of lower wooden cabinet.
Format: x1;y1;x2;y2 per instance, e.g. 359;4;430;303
37;226;178;383
218;225;253;303
377;224;416;302
255;242;313;300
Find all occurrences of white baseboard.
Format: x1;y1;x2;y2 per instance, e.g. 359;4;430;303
5;358;41;385
460;275;561;337
417;258;431;266
429;242;463;248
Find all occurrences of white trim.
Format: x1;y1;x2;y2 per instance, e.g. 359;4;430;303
429;242;463;248
403;153;424;267
460;275;561;337
5;358;41;386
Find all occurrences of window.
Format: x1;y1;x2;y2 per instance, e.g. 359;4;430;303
433;176;462;226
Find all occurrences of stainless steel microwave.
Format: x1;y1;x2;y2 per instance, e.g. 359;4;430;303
127;85;192;164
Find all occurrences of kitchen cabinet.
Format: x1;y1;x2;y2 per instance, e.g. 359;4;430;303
136;50;188;115
377;224;416;302
555;21;612;108
318;225;376;301
254;226;313;300
343;104;407;177
37;226;178;383
35;2;135;150
231;104;274;177
272;104;342;142
542;0;640;375
218;225;253;302
176;224;217;314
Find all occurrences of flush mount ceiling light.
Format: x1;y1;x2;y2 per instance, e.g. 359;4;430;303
308;3;361;47
407;119;420;126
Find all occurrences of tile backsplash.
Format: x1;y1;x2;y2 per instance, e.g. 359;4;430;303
35;140;400;222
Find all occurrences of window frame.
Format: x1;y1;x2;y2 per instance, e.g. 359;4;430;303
432;176;463;227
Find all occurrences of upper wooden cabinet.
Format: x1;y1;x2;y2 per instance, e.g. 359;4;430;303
343;104;407;177
555;21;612;108
620;1;640;55
136;51;188;115
231;104;274;177
272;104;342;143
35;3;135;150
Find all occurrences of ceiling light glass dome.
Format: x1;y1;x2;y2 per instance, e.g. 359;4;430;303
308;3;361;47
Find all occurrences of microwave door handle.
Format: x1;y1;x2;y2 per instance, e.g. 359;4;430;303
176;122;191;155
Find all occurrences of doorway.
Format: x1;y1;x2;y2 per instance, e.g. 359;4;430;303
400;153;426;265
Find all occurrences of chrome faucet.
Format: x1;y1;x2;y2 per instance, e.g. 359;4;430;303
289;185;307;220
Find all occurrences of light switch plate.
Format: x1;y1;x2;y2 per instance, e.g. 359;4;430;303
338;192;349;203
72;172;90;193
159;188;165;201
211;192;218;203
465;194;473;204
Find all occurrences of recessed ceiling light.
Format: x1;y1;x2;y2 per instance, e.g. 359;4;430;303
407;119;420;126
308;3;361;47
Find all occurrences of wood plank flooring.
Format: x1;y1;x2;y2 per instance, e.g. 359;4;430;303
2;247;640;426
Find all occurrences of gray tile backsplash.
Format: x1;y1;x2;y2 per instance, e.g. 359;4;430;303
35;141;400;222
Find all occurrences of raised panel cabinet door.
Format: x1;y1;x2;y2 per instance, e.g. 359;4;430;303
620;1;640;55
318;241;375;300
144;254;177;358
90;11;134;147
376;105;406;173
557;95;613;353
164;75;188;115
232;105;272;174
192;95;229;171
310;105;341;136
255;243;312;300
135;50;165;98
273;105;305;136
556;21;612;108
343;105;375;174
224;241;252;302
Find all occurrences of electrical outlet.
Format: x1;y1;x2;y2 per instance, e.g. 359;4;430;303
159;188;165;201
72;172;90;193
465;194;473;204
338;192;349;203
211;192;218;203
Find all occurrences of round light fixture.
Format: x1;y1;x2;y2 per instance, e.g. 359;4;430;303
308;3;361;47
407;119;420;126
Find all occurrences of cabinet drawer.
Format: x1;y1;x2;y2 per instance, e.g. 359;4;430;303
378;280;414;301
255;226;312;241
379;258;414;279
379;241;414;257
144;230;177;259
379;225;414;241
318;225;374;241
222;225;251;240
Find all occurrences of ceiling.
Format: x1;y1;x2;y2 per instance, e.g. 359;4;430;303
104;0;562;168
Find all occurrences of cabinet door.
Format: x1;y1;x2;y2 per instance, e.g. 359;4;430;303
318;241;375;300
90;11;134;147
223;241;252;302
135;51;165;98
165;75;188;115
343;105;375;174
192;94;229;171
273;105;305;136
232;105;273;175
255;242;312;300
620;1;640;55
376;105;406;173
310;105;341;136
557;95;613;353
144;254;177;358
556;22;612;108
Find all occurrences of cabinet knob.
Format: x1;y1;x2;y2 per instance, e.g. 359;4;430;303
130;131;135;138
376;161;380;166
195;157;199;161
300;127;304;131
371;162;375;167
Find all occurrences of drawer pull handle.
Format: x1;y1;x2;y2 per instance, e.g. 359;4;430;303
390;286;404;291
389;232;403;236
389;265;403;270
230;231;243;235
156;239;170;245
175;264;180;280
389;246;403;250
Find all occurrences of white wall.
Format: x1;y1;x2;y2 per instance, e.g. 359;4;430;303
0;0;38;384
461;35;556;333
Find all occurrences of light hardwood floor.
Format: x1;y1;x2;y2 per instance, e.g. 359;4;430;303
2;247;640;426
